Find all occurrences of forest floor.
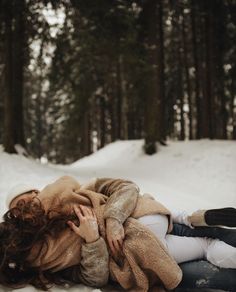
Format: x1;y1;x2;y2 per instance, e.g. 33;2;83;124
0;139;235;292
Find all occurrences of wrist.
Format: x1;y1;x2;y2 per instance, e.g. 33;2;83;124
85;233;99;243
106;217;121;226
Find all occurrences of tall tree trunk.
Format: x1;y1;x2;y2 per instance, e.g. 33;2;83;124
3;1;15;153
215;0;227;139
116;55;122;139
82;111;91;156
12;0;25;147
178;16;185;141
203;0;215;139
110;65;118;142
173;2;185;141
120;55;128;140
158;0;165;142
191;0;202;139
99;96;106;149
35;40;44;158
3;0;25;152
143;0;164;154
182;9;193;140
230;67;236;139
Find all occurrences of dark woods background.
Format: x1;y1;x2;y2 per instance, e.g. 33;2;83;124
0;0;235;163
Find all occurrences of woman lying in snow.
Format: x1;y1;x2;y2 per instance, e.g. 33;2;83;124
0;176;235;291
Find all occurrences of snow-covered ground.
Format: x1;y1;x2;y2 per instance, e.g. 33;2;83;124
0;140;235;292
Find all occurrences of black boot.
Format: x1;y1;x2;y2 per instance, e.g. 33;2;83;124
205;207;236;227
189;207;236;228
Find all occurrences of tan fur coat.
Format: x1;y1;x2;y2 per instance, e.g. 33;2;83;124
28;176;182;291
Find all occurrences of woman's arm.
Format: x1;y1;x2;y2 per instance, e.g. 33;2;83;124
39;176;82;201
87;178;140;224
90;178;140;255
59;237;109;287
63;205;109;287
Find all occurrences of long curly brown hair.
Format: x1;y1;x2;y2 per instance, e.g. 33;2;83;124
0;198;78;290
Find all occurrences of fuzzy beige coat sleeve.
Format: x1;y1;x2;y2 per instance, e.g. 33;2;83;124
59;237;109;287
82;177;140;223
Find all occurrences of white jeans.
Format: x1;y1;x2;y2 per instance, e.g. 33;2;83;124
138;214;236;269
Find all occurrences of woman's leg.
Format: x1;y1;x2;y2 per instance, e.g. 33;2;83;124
166;234;236;268
139;215;236;288
206;238;236;268
171;223;236;247
166;234;206;263
170;225;236;291
177;260;236;291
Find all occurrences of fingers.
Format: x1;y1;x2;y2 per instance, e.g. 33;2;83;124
80;205;92;217
108;233;124;256
68;205;99;243
73;205;84;221
108;238;116;256
91;208;97;220
67;220;80;235
117;237;124;249
108;239;123;256
106;220;125;256
74;205;96;220
116;232;124;250
113;239;121;253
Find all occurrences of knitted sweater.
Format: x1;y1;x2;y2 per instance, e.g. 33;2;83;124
28;176;182;291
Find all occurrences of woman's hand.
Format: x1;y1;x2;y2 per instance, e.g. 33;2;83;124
67;205;99;243
106;218;124;256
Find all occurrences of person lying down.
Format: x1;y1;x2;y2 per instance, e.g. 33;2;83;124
0;176;235;291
